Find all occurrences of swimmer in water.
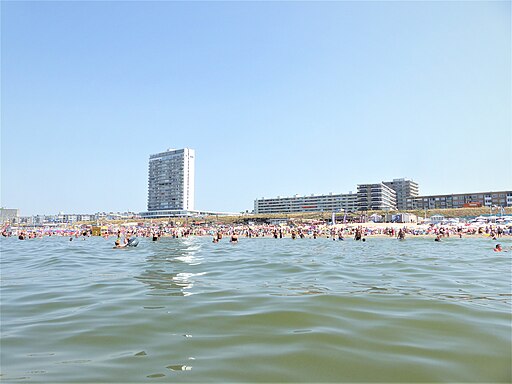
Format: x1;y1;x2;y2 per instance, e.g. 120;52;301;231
494;244;502;252
113;239;127;249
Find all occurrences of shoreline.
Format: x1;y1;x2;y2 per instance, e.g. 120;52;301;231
5;219;511;241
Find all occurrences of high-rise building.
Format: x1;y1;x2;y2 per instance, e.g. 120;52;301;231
383;178;419;210
357;183;397;211
147;148;195;212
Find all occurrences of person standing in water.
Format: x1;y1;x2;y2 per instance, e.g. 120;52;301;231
354;227;362;241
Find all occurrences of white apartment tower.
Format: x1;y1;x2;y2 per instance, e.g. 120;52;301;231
147;148;195;212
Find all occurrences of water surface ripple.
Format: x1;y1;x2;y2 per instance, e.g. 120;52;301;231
1;236;510;382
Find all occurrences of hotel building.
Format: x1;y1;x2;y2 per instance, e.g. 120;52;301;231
254;193;358;214
406;191;512;210
147;148;195;212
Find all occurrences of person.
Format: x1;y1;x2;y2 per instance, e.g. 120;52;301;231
212;235;219;243
230;233;238;243
113;239;127;249
397;228;405;240
494;244;502;252
435;235;441;242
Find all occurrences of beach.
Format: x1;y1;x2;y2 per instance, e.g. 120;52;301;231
4;217;511;243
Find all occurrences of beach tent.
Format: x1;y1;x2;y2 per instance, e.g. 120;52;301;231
369;214;382;223
391;213;418;223
430;214;445;224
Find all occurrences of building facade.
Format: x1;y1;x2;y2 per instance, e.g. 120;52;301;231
0;208;19;224
406;191;512;210
254;193;357;214
147;148;195;212
10;212;139;225
383;178;419;210
357;183;397;211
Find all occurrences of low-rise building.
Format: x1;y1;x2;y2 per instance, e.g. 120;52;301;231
139;209;238;218
0;208;19;224
254;193;358;214
406;191;512;210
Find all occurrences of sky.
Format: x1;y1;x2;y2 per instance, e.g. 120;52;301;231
1;1;511;216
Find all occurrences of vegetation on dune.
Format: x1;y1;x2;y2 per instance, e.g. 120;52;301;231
68;207;512;226
201;207;512;225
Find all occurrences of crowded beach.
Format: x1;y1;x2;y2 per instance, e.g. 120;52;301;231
3;216;512;245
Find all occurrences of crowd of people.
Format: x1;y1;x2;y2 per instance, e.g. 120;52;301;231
3;221;511;253
3;221;512;244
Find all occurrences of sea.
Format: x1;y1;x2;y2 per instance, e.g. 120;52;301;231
1;235;511;383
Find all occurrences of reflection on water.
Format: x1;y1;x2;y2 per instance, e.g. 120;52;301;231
167;364;193;371
135;239;204;297
1;236;511;383
135;269;205;297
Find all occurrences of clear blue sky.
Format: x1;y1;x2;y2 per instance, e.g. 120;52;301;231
1;1;510;216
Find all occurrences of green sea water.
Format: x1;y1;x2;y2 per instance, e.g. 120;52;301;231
1;236;510;382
